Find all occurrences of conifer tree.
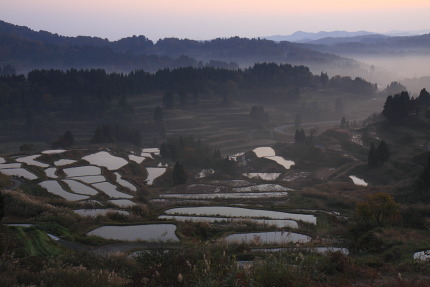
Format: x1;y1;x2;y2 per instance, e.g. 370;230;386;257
172;162;187;185
368;142;378;168
0;191;4;222
376;140;390;164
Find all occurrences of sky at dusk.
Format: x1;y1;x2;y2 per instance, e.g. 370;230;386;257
1;0;429;41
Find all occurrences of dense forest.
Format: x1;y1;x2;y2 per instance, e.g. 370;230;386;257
0;63;377;120
0;20;359;73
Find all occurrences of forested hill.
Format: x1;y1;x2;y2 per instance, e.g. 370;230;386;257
0;20;359;74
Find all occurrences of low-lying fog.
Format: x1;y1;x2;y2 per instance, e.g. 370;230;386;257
352;55;430;94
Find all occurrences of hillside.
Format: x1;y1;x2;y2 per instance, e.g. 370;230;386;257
0;20;364;76
1;92;430;285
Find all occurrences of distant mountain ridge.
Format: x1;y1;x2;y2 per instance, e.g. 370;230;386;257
264;31;378;42
0;20;358;75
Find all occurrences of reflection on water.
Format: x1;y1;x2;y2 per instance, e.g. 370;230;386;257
159;215;298;228
146;167;166;185
63;179;98;196
349;175;368;186
87;224;179;242
164;206;316;224
83;151;128;170
39;180;89;201
92;182;133;198
64;166;101;177
1;168;38;180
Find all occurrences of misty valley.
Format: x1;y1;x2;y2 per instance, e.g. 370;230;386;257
0;20;430;287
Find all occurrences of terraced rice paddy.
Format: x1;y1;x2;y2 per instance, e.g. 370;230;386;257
87;224;179;242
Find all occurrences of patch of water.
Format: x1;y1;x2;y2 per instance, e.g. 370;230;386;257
114;172;137;192
160;192;288;200
146;167;166;185
243;173;281;181
74;209;129;217
349;176;368;186
92;182;133;198
16;155;49;168
82;151;128;170
253;147;276;157
196;169;215;179
0;157;5;164
414;250;430;261
142;148;160;155
159;215;298;228
0;163;22;169
228;152;245;161
42;149;66;154
129;154;145;164
233;184;291;192
72;175;106;184
39;180;89;201
45;167;58;178
164;206;316;224
225;231;311;244
1;168;38;180
87;224;179;242
63;179;99;196
54;159;77;166
108;199;137;207
265;156;295;169
253;147;295;170
64;166;101;177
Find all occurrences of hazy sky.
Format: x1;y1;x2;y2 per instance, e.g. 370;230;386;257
1;0;429;41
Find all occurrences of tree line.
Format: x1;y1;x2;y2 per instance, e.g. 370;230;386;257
0;64;377;120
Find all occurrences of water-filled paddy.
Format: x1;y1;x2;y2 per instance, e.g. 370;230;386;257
160;192;288;199
414;250;430;261
83;151;128;170
87;224;179;242
253;147;276;157
39;180;89;201
164;206;316;224
16;155;49;168
108;199;137;207
92;182;133;198
42;149;66;154
129;154;145;164
64;166;101;177
265;156;295;169
253;147;295;169
146;167;166;185
63;179;99;196
114;172;137;191
196;169;215;179
233;184;291;192
0;163;22;169
349;175;368;186
54;159;77;166
1;168;38;180
159;215;298;228
72;175;106;184
45;167;58;178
